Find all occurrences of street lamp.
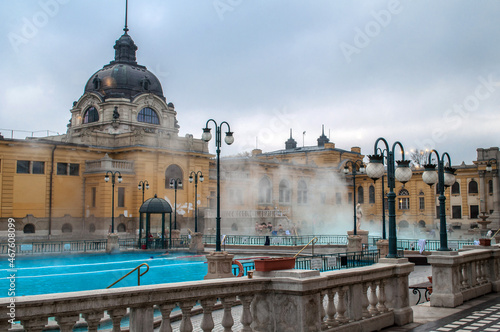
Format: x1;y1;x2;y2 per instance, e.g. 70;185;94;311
422;150;456;251
169;178;183;230
189;171;204;233
138;180;149;203
366;138;412;258
343;160;366;235
104;171;123;233
202;119;234;252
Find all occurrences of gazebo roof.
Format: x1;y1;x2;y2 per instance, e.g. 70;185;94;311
139;194;172;213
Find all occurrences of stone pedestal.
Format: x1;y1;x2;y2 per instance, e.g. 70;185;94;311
106;233;120;253
347;229;369;246
189;232;204;253
204;251;235;279
347;235;362;252
377;239;389;258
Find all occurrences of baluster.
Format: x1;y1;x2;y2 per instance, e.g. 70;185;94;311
459;264;465;290
238;294;254;332
462;263;469;289
221;296;236;332
179;301;196;332
108;308;127;332
369;281;380;316
336;286;349;324
82;311;104;332
326;288;339;328
471;261;478;287
21;317;48;332
361;283;370;319
377;280;388;313
55;315;80;332
200;298;216;332
157;303;176;332
319;291;327;329
481;260;488;284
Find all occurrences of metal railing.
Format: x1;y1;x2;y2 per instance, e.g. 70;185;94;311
106;263;149;288
203;234;348;246
369;237;475;251
0;239;108;255
294;237;318;257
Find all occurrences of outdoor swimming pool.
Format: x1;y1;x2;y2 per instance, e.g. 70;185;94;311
0;251;211;297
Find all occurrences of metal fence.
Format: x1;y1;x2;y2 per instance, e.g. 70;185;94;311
368;237;476;251
0;240;108;255
231;249;380;276
203;235;348;246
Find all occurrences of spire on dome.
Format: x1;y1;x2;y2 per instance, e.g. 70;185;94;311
111;0;138;65
317;124;329;147
124;0;129;34
285;128;297;150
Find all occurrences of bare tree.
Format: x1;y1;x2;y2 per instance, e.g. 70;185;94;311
410;149;431;168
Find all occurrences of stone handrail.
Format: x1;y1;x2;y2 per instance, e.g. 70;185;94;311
428;246;500;308
0;259;414;332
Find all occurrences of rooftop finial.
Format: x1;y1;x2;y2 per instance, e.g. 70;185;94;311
124;0;129;34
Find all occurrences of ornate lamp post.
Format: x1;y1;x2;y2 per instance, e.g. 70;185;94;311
343;160;366;235
138;180;149;203
366;138;412;258
104;171;122;233
189;171;204;233
422;151;456;251
202;119;234;252
169;178;183;230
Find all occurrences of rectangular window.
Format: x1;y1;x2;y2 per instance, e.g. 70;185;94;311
348;192;352;204
419;197;425;210
57;163;68;175
69;163;80;176
470;205;479;219
118;187;125;207
91;187;97;208
436;206;440;218
398;198;409;210
384;197;388;210
452;205;462;219
17;160;30;174
32;161;45;174
335;193;342;205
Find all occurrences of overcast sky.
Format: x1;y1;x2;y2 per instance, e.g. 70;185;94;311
1;0;499;164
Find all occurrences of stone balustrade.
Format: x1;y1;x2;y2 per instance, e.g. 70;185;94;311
0;259;413;332
428;246;500;308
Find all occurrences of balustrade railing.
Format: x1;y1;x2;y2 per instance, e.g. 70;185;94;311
0;240;108;255
369;237;475;251
0;260;414;332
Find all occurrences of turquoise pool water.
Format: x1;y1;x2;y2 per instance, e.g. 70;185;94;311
0;251;209;298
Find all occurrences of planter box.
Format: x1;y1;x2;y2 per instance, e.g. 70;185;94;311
479;238;491;246
254;257;296;272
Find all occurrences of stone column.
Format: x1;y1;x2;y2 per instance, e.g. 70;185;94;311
346;235;362;252
347;230;368;247
490;171;500;229
252;270;323;332
204;251;235;279
106;233;120;253
129;306;154;332
480;171;486;214
427;251;463;308
189;232;204;253
378;258;414;326
377;239;389;258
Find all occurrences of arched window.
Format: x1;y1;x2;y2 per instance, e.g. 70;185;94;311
23;224;35;234
418;220;426;228
489;180;493;195
357;186;364;204
89;223;96;233
399;220;409;228
258;177;272;204
451;182;460;195
398;188;410;210
117;223;126;232
165;164;183;189
297;180;308;204
279;180;291;204
62;223;73;233
83;106;99;124
468;180;478;194
368;185;375;204
138;107;160;124
419;190;425;210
